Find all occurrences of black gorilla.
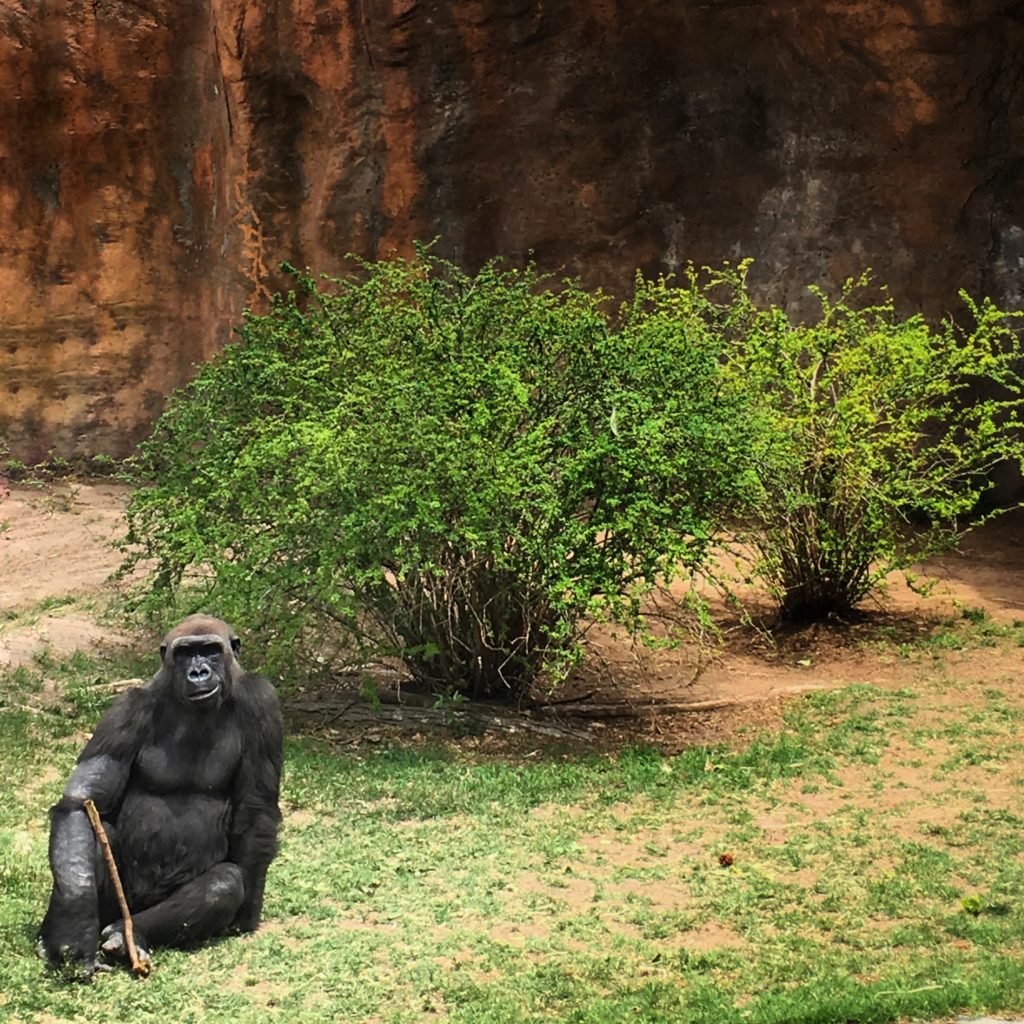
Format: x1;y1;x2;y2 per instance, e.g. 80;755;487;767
39;615;283;976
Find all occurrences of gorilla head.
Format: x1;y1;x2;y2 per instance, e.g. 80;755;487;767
158;614;242;710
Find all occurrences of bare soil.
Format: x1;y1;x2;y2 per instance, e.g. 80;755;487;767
3;481;1024;751
0;482;131;669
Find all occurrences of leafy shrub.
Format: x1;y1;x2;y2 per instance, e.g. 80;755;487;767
121;251;755;699
1;451;75;483
2;457;27;481
85;453;119;477
709;264;1024;620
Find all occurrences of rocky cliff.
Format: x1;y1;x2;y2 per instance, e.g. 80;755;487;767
1;0;1022;460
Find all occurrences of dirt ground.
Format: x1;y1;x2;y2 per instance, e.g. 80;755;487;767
561;507;1024;748
0;482;132;669
3;480;1024;750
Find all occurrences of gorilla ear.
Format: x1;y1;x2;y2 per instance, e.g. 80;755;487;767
231;636;241;655
159;644;167;661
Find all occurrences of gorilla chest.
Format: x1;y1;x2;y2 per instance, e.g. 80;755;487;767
134;722;242;794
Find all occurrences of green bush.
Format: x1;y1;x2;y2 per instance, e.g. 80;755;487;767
122;251;755;699
2;457;27;481
710;264;1024;620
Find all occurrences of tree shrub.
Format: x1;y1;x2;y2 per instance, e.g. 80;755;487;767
121;251;756;699
710;264;1024;620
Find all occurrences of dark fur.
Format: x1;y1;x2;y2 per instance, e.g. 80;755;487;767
38;615;283;977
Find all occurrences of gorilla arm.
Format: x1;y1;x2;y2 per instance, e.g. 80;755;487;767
227;674;283;932
39;689;149;969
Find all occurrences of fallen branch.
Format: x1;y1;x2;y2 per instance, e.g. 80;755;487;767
83;799;151;978
92;678;145;693
531;698;743;718
524;690;597;710
532;688;829;718
286;699;587;740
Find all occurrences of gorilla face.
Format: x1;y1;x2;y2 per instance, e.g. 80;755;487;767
158;614;242;711
163;635;234;709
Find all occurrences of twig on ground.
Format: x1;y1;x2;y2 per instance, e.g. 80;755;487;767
524;691;597;710
92;678;145;692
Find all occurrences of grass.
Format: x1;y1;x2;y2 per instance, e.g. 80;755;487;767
878;605;1024;659
0;594;84;627
2;629;1024;1024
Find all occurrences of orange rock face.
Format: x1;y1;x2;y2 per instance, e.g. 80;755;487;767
1;1;1022;459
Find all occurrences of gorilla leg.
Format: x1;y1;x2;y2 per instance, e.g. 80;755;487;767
100;862;245;956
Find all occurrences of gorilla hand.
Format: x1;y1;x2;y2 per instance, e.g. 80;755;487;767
36;914;101;981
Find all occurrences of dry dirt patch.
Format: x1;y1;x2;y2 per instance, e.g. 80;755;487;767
0;482;130;669
0;483;128;605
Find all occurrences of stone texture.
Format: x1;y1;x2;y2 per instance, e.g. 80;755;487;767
1;1;1022;459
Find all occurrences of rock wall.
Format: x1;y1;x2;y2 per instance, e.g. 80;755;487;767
1;0;1022;460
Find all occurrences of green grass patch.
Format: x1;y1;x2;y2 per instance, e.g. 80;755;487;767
1;650;1023;1022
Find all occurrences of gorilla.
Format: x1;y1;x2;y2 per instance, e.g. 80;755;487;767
38;615;283;977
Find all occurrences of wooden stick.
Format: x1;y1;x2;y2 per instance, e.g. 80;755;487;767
83;799;151;977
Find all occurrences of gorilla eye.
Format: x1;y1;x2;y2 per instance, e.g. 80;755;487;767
177;642;223;660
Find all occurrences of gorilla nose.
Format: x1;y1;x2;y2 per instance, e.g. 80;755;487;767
188;662;213;684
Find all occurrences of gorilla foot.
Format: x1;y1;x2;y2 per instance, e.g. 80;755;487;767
99;923;152;969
